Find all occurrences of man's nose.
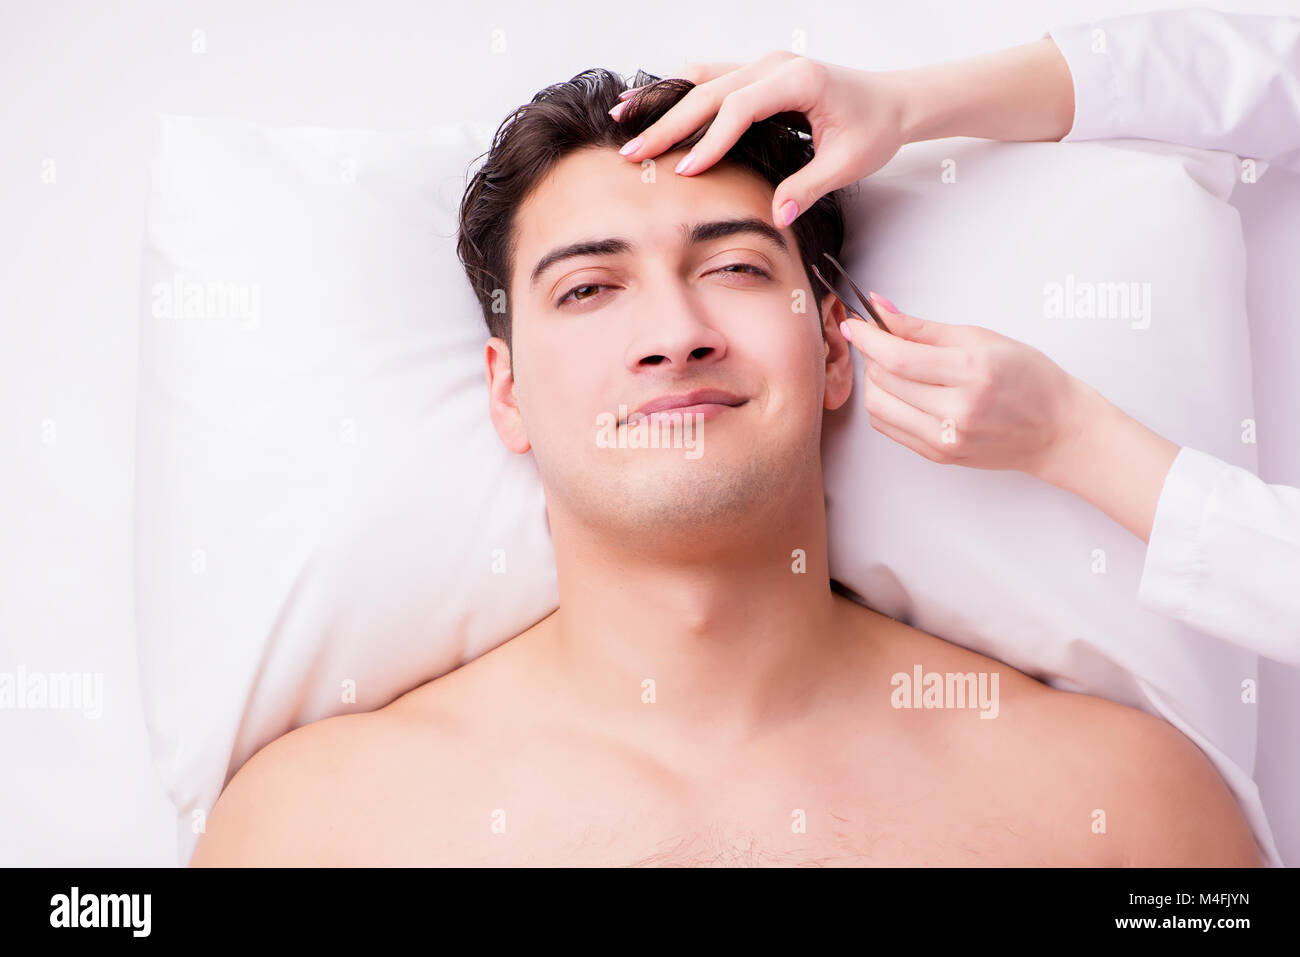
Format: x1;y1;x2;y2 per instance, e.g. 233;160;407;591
625;278;729;369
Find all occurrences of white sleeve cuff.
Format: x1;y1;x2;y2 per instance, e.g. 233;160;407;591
1140;446;1300;665
1047;20;1121;143
1138;446;1223;624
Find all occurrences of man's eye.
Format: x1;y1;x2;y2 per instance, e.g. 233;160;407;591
557;283;606;307
555;263;771;309
713;262;771;279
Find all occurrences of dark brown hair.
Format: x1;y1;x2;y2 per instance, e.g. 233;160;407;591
456;67;847;351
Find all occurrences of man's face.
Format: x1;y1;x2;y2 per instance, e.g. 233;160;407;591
486;145;853;545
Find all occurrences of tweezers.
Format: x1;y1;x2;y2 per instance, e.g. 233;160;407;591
810;251;892;334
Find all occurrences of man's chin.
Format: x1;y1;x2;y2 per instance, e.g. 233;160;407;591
608;458;782;521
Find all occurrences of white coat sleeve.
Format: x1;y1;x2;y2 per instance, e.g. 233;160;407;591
1139;447;1300;664
1047;8;1300;175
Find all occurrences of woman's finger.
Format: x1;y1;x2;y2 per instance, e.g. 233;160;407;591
868;415;949;465
768;131;865;224
618;62;745;100
863;355;956;421
862;373;948;448
672;58;826;179
670;61;747;86
616;51;800;162
845;316;969;386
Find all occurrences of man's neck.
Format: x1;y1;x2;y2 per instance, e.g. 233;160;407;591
535;497;857;761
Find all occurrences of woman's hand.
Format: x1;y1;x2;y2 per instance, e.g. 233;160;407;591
842;294;1084;478
610;51;910;227
843;294;1182;544
609;38;1076;227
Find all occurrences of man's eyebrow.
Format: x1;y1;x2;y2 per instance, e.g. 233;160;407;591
529;218;790;290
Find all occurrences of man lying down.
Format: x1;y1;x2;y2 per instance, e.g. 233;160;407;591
191;69;1264;867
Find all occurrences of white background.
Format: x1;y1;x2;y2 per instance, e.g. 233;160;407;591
2;0;1297;865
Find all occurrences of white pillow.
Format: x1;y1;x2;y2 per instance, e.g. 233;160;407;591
135;115;1281;866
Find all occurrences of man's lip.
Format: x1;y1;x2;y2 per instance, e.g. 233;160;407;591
633;389;745;418
630;401;742;426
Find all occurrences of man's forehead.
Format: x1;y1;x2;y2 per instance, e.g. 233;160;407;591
515;147;783;287
518;146;773;239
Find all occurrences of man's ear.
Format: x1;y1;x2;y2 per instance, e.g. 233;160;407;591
485;337;531;454
821;295;854;412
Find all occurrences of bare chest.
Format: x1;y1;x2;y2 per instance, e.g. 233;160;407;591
337;740;1073;866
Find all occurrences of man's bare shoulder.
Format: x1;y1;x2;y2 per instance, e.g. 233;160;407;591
839;595;1263;866
188;706;459;867
1021;688;1264;866
189;617;559;865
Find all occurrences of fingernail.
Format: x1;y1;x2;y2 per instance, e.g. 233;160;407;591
839;320;852;342
619;85;645;100
779;199;799;227
869;290;899;314
619;137;643;156
608;101;627;119
674;151;695;175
